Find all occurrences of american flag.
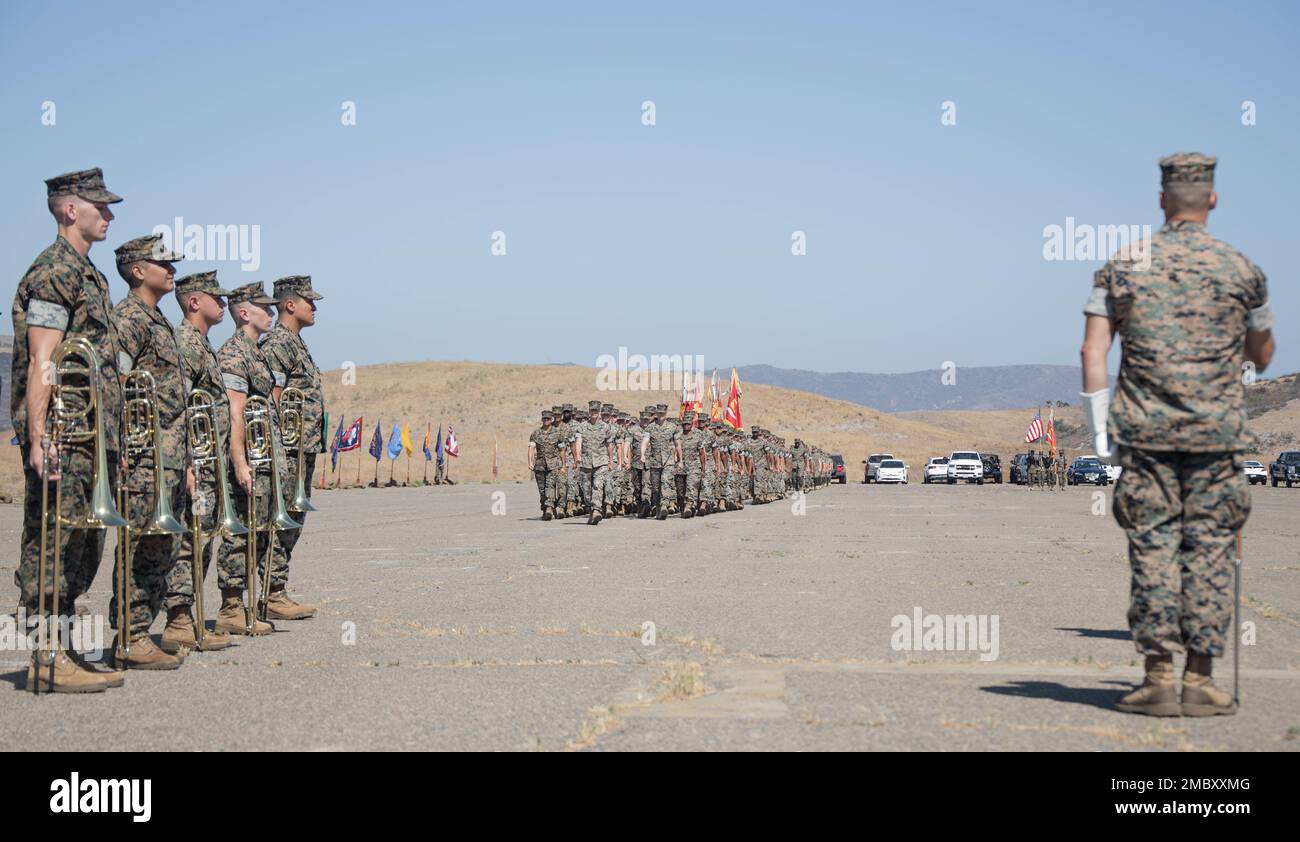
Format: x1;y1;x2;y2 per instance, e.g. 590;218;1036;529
1024;411;1043;443
444;426;459;458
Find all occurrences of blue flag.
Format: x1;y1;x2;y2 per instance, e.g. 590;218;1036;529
330;415;346;470
386;423;402;460
368;420;383;461
435;423;444;466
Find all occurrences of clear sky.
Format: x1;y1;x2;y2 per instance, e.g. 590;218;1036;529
2;1;1296;377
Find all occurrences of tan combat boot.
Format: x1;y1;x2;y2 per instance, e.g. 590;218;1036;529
1116;654;1179;716
263;590;317;620
68;650;125;688
112;633;182;670
1181;653;1236;717
161;606;232;653
215;587;274;635
25;651;112;693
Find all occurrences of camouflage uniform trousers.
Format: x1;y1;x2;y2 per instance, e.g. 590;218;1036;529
15;442;119;615
270;452;316;589
617;464;633;507
605;463;623;508
647;468;665;510
581;465;609;512
216;465;277;591
164;462;219;612
680;463;701;511
533;467;554;514
659;461;678;508
1113;447;1250;658
109;464;184;635
631;467;645;509
701;466;715;506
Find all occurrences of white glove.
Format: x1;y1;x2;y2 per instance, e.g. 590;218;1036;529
1079;389;1118;465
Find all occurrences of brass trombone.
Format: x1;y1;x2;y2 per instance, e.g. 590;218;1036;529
278;386;318;514
115;370;186;663
243;395;300;630
33;337;128;693
187;389;248;647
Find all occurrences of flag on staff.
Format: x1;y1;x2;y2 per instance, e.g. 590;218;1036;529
329;416;346;470
709;369;723;422
368;420;383;460
400;423;414;457
723;368;743;429
445;426;459;458
1024;411;1043;443
386;423;402;460
435;424;444;465
423;425;433;461
1045;409;1057;455
338;417;363;453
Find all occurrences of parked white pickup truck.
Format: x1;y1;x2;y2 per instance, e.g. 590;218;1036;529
946;451;984;484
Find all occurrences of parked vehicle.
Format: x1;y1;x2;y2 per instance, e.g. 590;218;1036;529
1068;456;1109;486
1268;451;1300;487
875;459;908;484
980;454;1003;484
830;454;846;484
1243;460;1267;486
863;453;895;483
923;457;949;484
1009;453;1029;485
946;451;983;484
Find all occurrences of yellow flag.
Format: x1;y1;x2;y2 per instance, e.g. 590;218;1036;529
400;423;414;456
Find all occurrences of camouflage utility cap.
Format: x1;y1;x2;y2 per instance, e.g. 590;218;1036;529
272;274;323;301
175;270;234;299
45;167;123;204
114;233;182;267
228;282;276;306
1160;152;1216;186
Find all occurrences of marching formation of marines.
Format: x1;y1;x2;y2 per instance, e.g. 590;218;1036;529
528;401;835;523
13;168;325;692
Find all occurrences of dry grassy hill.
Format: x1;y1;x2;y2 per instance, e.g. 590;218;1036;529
1;361;1294;499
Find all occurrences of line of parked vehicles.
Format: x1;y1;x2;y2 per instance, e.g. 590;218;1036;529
861;451;1120;485
861;450;1300;488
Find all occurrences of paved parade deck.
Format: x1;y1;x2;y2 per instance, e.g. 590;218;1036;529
3;482;1297;751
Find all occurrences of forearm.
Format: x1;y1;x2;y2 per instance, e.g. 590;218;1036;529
25;359;51;443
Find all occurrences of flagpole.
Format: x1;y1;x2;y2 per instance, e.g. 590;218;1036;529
406;453;411;486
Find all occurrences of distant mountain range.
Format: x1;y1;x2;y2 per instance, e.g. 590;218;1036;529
734;364;1090;412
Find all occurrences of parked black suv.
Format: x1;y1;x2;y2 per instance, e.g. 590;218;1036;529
980;454;1003;484
1009;453;1029;485
830;454;846;484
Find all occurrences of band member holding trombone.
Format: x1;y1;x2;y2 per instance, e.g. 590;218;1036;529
11;168;126;692
216;282;288;635
109;234;193;669
163;270;238;653
261;275;323;620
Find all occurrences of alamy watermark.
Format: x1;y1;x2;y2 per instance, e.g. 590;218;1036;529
151;216;261;271
2;609;107;659
891;606;999;661
595;347;705;392
1043;217;1151;270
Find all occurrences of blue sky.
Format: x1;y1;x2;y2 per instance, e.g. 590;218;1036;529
2;1;1296;377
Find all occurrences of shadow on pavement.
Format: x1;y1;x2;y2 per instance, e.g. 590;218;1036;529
981;680;1132;711
1055;627;1131;641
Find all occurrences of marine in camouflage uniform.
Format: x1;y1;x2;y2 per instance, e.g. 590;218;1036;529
643;405;673;518
12;169;127;691
631;408;652;517
698;420;718;514
261;274;324;620
599;405;622;514
215;281;289;635
678;413;706;517
575;400;615;524
1055;451;1067;490
109;234;192;668
527;409;561;519
163;270;237;652
1082;153;1276;717
557;403;580;515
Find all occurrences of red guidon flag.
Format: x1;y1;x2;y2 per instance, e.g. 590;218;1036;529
1044;409;1057;455
724;368;743;429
